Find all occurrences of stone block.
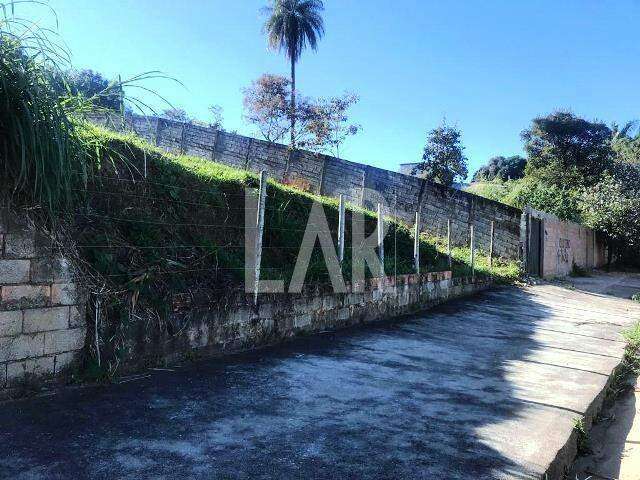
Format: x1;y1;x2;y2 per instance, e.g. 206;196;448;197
337;307;350;321
23;307;69;333
0;333;45;362
69;305;86;328
43;328;85;355
4;233;35;258
54;351;78;374
6;356;55;384
0;311;22;337
30;257;74;283
51;283;77;306
0;285;50;309
294;313;312;329
0;259;30;284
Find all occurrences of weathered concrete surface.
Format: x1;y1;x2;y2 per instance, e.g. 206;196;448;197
1;273;639;479
570;375;640;480
566;272;640;480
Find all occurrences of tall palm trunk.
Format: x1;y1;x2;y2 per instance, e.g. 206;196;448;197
290;57;296;148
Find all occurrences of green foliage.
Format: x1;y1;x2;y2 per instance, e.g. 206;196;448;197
504;177;582;221
464;180;518;205
522;111;613;187
414;121;469;187
51;69;124;112
612;121;640;164
298;92;360;157
472;155;526;182
0;36;86;210
263;0;325;147
580;172;640;245
572;418;591;455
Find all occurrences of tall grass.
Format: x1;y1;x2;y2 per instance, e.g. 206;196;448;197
0;4;85;210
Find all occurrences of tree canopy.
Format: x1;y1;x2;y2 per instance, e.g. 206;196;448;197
472;155;526;182
414;122;468;187
521;111;613;187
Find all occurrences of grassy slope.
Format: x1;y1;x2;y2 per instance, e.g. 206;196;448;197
75;125;520;291
464;180;519;205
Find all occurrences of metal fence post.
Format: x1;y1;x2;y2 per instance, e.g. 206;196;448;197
254;171;267;304
338;194;346;264
377;203;384;278
489;220;495;268
447;219;452;270
414;212;420;274
470;224;475;280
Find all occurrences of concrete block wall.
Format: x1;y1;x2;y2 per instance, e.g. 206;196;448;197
0;209;86;393
88;112;523;260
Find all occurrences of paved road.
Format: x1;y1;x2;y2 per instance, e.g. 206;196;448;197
1;274;639;480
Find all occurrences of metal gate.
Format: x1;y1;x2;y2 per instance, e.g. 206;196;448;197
527;216;543;277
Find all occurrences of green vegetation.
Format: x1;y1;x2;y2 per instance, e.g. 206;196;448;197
0;36;86;211
464;181;518;204
623;322;640;374
413;121;468;187
470;110;640;267
472;155;526;183
572;418;591;455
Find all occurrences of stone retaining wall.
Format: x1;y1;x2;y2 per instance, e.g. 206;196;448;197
0;209;86;395
126;271;491;367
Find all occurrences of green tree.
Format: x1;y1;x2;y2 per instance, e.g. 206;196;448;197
414;122;468;187
263;0;325;148
612;120;640;164
50;69;124;112
521;111;613;187
581;171;640;265
472;155;526;182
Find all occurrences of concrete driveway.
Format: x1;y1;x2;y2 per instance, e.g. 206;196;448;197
1;273;639;480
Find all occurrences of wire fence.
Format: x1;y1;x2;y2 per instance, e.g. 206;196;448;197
70;170;496;304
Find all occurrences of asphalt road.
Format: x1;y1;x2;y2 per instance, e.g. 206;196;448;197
2;275;639;480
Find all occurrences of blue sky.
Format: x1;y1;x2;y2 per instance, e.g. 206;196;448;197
41;0;640;177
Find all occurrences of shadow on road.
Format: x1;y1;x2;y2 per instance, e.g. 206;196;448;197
0;286;590;479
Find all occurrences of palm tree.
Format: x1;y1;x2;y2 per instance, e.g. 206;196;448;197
263;0;325;148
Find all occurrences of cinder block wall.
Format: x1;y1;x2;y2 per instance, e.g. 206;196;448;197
0;209;86;393
89;113;523;260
